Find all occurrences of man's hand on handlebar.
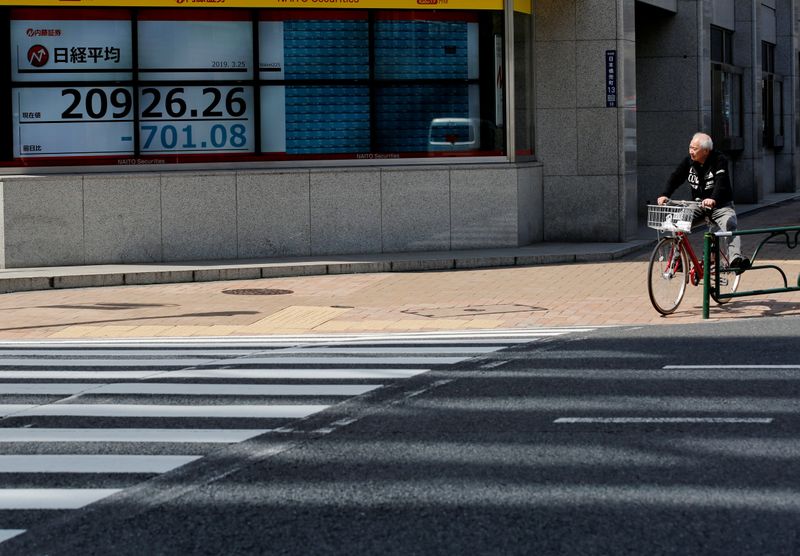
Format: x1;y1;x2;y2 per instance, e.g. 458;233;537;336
657;196;716;210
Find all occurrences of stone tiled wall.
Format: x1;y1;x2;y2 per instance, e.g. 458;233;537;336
635;0;709;209
0;163;542;268
534;0;638;242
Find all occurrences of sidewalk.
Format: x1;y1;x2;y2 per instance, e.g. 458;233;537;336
2;193;795;295
0;193;797;340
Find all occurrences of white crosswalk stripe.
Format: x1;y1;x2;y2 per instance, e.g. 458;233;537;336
0;327;591;545
0;489;123;510
2;403;329;419
0;368;427;380
0;429;270;443
0;530;25;543
0;455;201;474
0;383;380;396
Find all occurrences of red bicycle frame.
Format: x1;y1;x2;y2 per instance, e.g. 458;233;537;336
671;231;705;286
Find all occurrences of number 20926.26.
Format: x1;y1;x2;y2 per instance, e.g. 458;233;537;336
60;86;247;120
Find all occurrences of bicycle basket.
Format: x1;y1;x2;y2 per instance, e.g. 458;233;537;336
647;203;698;232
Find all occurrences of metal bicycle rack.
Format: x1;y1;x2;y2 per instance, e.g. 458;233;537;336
703;225;800;319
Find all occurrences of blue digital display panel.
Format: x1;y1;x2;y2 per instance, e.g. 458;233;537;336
285;86;370;154
375;20;470;80
375;84;470;152
284;20;369;80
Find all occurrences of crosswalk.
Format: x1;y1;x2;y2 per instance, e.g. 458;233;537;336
0;328;592;545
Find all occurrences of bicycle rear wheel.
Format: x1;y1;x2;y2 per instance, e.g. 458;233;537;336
711;237;741;305
648;237;689;315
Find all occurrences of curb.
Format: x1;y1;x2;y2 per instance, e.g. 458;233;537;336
0;241;650;294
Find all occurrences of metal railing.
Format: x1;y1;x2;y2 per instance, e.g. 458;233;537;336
703;225;800;319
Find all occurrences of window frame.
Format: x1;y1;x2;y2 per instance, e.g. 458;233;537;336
710;26;744;152
761;40;784;149
0;7;508;170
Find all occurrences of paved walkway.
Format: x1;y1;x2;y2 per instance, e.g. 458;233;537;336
0;196;798;340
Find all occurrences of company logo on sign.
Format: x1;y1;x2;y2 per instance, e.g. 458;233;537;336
26;28;62;38
27;45;49;67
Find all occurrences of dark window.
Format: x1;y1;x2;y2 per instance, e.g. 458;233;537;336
711;26;733;64
761;41;783;148
762;41;775;73
710;27;743;151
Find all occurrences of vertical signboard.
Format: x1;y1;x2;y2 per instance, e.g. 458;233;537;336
605;49;617;108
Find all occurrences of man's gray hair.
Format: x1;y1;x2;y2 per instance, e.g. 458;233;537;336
692;132;713;151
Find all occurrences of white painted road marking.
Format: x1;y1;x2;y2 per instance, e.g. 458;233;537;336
0;428;270;443
0;329;595;542
0;530;25;543
161;368;428;380
0;371;164;379
664;365;800;370
0;383;381;397
0;356;471;366
277;347;502;355
210;356;468;365
0;369;425;380
0;349;283;357
2;404;329;419
0;358;217;367
0;489;122;510
0;455;200;473
554;417;774;424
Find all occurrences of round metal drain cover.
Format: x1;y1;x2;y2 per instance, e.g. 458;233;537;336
222;288;294;296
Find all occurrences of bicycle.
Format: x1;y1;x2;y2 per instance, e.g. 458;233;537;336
646;200;741;315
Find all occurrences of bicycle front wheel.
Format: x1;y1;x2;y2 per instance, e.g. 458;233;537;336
648;237;689;315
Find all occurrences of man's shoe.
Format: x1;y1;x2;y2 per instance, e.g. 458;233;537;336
729;256;750;270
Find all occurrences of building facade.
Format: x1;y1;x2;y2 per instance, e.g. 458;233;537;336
0;0;796;269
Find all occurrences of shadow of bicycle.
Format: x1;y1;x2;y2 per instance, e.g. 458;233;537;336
707;298;800;319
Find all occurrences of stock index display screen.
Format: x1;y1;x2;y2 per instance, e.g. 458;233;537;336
2;6;503;166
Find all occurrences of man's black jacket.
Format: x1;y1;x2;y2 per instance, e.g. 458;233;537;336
662;150;733;207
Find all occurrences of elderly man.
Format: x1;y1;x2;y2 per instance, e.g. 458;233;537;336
657;132;749;269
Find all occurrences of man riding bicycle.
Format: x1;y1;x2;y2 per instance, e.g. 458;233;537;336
657;132;750;270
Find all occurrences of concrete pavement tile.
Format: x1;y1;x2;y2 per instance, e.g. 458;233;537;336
123;326;176;337
176;326;229;336
311;322;357;332
151;326;203;337
385;320;431;330
462;320;506;328
46;326;101;338
88;326;139;338
209;325;250;336
246;306;351;332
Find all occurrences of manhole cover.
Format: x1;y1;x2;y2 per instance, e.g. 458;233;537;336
222;288;294;296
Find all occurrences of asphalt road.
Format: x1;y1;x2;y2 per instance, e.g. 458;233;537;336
3;319;800;555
